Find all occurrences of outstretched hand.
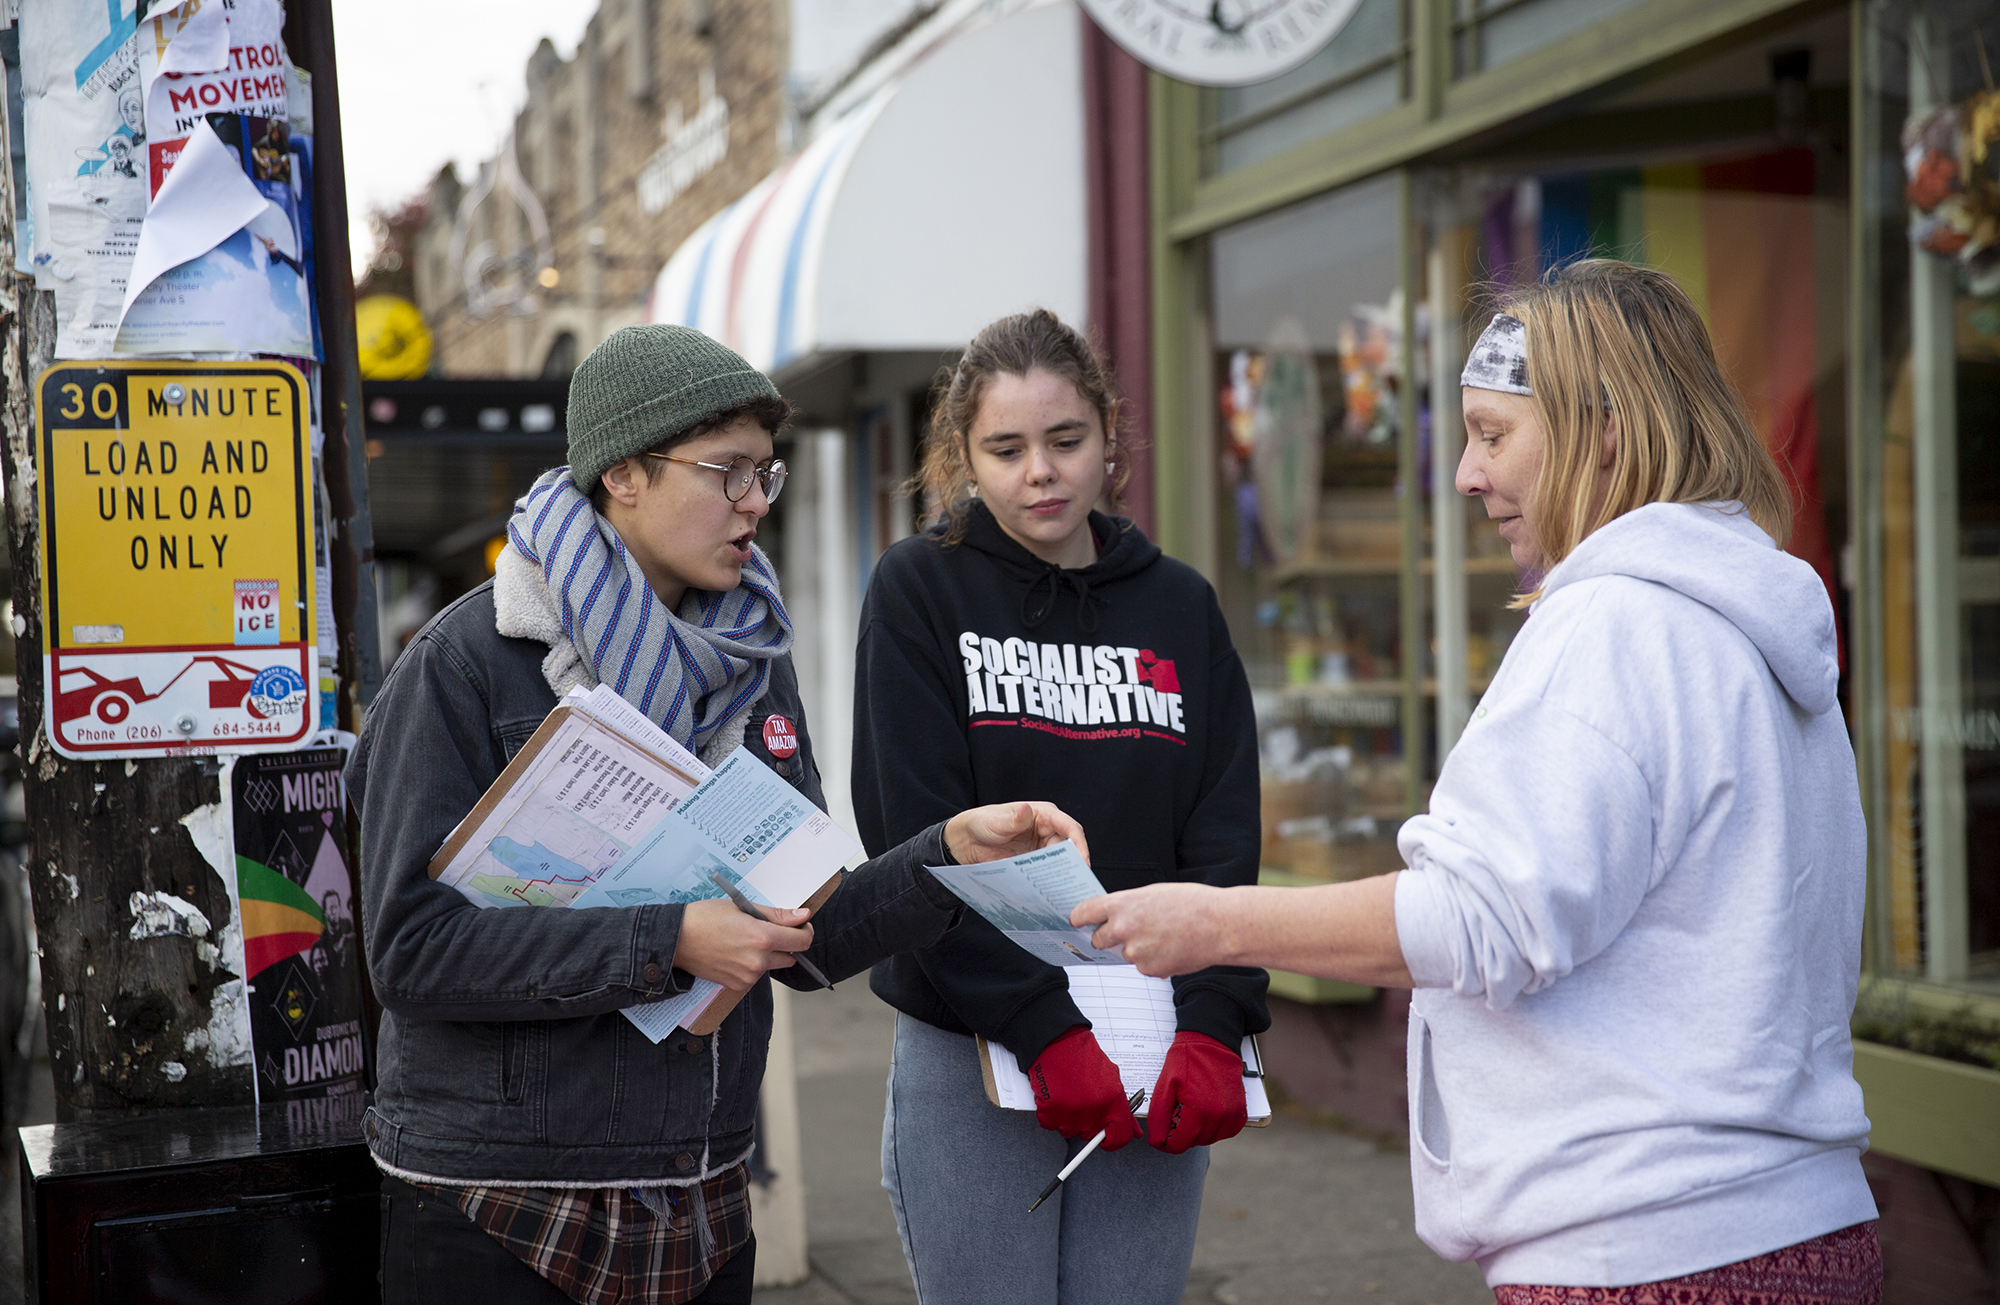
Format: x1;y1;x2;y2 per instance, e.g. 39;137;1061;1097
1070;883;1231;977
674;898;814;991
1074;875;1414;988
945;801;1090;866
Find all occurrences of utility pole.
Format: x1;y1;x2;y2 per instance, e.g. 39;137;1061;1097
0;0;377;1121
0;193;249;1114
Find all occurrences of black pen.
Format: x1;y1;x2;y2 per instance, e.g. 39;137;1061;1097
708;869;831;988
1028;1088;1146;1213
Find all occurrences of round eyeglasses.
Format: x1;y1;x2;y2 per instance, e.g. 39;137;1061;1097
647;452;787;505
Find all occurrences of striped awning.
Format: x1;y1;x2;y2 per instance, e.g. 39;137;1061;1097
649;0;1088;377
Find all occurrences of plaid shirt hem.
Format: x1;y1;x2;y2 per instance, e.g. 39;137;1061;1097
415;1163;753;1305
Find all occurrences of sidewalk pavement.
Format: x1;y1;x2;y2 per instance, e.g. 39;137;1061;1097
0;982;1488;1304
760;979;1489;1305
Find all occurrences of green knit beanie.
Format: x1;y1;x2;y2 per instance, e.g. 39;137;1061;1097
566;325;781;493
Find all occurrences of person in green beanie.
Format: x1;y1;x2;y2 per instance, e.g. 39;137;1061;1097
348;325;1089;1305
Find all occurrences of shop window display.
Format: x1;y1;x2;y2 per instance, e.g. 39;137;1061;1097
1417;3;1855;802
1203;12;1857;890
1859;0;2000;990
1425;144;1851;675
1210;175;1411;885
1203;10;2000;983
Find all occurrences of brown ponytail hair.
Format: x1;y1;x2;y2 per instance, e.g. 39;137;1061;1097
914;308;1131;545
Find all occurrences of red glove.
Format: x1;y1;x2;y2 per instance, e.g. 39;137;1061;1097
1027;1026;1139;1150
1147;1031;1248;1154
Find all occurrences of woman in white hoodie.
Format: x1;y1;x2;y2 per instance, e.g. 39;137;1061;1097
1073;260;1882;1303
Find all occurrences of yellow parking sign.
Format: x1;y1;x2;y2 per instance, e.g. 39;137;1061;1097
37;361;318;758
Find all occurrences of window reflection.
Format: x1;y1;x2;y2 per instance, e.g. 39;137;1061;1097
1865;0;2000;989
1211;175;1411;884
1423;153;1850;788
1452;0;1650;78
1204;0;1407;175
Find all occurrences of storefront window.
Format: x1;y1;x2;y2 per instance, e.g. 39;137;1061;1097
1203;0;1407;176
1452;0;1649;78
1204;7;1882;919
1411;10;1853;877
1858;0;2000;990
1210;175;1411;884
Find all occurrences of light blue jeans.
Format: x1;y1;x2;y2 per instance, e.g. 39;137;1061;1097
881;1013;1209;1305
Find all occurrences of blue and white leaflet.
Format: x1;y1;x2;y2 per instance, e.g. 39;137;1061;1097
926;841;1127;967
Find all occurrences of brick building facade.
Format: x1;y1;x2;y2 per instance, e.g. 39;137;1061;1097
412;0;790;376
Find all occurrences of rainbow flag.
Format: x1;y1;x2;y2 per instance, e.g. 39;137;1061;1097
237;855;324;979
1480;149;1838;659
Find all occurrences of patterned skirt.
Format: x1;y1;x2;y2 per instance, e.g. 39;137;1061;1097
1492;1222;1882;1305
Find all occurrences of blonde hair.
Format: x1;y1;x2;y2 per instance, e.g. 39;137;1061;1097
1497;259;1793;605
914;309;1130;545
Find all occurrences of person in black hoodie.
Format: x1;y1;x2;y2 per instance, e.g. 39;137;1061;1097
853;310;1270;1304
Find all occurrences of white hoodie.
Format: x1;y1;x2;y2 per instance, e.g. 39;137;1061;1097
1393;501;1876;1287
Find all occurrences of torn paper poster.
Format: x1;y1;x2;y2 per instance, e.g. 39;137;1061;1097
20;0;148;355
120;117;273;308
139;0;287;198
128;890;212;940
177;787;256;1071
116;113;313;356
287;62;312;136
289;131;323;359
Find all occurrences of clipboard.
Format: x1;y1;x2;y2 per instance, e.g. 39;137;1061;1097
975;1033;1271;1125
426;703;704;881
971;967;1272;1126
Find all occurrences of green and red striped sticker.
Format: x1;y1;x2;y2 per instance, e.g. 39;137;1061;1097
236;855;324;978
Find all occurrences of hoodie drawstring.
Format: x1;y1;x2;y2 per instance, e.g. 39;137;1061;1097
1020;565;1105;633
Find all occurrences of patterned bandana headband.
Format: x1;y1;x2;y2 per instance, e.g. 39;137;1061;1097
1460;313;1531;396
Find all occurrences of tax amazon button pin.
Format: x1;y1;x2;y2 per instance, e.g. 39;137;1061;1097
762;715;798;759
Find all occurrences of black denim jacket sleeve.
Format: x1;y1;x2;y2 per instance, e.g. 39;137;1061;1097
781;822;963;990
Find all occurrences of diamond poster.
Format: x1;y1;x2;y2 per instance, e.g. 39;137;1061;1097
230;746;367;1120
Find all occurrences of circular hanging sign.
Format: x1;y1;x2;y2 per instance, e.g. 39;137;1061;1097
1079;0;1365;87
354;294;433;380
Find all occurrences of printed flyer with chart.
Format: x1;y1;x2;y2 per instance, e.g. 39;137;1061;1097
926;840;1126;966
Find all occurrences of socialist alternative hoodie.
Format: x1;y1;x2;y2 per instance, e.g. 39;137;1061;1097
855;501;1270;1063
1393;502;1877;1287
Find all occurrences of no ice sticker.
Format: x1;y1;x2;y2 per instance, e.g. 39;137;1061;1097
37;361;316;759
236;580;280;645
762;715;799;759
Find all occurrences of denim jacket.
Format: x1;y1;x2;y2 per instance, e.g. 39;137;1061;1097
348;582;961;1185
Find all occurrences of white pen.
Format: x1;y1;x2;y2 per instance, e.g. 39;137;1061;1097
1028;1088;1146;1213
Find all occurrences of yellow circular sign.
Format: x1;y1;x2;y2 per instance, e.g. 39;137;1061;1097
355;295;433;380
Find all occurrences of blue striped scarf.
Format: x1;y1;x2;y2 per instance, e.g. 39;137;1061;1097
508;467;793;750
